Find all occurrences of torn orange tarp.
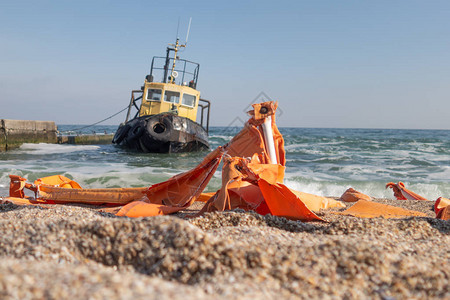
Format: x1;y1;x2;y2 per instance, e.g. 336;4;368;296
4;101;339;221
340;188;371;202
9;175;36;198
258;179;323;221
200;156;324;221
37;186;148;205
35;175;82;189
435;197;450;220
386;182;428;201
121;102;284;218
115;202;184;218
8;174;147;206
116;147;224;217
199;156;268;214
336;200;426;218
225;101;286;166
0;197;49;207
290;189;345;211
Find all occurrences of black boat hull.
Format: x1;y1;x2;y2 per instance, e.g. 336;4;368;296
112;114;209;153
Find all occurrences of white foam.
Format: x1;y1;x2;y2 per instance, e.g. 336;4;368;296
18;143;100;155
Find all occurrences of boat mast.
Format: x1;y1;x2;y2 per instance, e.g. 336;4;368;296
168;38;185;84
167;18;191;84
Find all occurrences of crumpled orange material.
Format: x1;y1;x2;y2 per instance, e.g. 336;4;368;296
9;175;29;198
35;175;82;189
340;188;371;202
8;174;147;206
116;147;224;217
290;190;345;211
434;197;450;220
199;156;323;221
226;102;285;166
386;182;428;200
4;101;343;221
115;202;185;218
336;200;426;218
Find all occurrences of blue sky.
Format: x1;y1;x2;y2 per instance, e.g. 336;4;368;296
1;0;449;129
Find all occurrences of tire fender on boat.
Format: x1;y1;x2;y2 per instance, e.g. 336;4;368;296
146;116;173;141
127;121;145;142
112;124;131;144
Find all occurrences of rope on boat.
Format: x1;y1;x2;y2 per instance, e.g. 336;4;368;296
58;106;129;134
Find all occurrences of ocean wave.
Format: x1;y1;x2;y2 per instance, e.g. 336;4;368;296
17;143;100;155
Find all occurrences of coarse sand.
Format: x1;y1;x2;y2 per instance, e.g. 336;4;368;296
0;198;448;299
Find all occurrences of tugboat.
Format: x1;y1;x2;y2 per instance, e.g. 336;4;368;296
113;37;210;153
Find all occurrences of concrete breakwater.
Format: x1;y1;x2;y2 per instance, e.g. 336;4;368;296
0;119;113;151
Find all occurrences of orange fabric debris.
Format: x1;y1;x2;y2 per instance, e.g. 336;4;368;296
9;175;28;198
37;186;147;205
434;197;450;220
0;196;48;207
258;179;323;221
8;174;147;206
290;189;346;211
200;156;323;221
142;147;223;207
199;156;267;214
2;101;346;221
436;206;450;220
225;102;286;166
197;192;216;203
35;175;82;189
115;201;184;218
385;182;428;200
340;188;371;202
336;200;426;218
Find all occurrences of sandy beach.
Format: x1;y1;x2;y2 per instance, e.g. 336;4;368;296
0;198;448;299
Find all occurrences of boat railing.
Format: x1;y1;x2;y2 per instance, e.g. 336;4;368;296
149;56;199;87
198;98;210;134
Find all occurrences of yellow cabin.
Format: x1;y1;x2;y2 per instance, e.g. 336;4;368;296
139;82;200;122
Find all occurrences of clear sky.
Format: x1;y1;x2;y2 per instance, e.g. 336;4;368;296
1;0;449;129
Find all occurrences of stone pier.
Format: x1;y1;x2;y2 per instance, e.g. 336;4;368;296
0;119;114;151
0;119;57;151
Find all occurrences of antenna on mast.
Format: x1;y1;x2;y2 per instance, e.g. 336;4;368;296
176;17;180;39
167;18;192;84
185;17;192;45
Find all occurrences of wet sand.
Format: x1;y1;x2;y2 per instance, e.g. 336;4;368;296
0;198;448;299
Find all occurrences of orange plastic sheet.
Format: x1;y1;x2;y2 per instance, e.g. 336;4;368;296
434;197;450;220
258;179;323;221
199;156;269;214
0;196;49;207
290;190;345;211
340;188;371;202
3;101;341;221
115;202;184;218
116;147;224;217
37;186;147;205
225;101;286;166
336;200;426;219
9;175;36;198
35;175;82;189
8;174;147;206
386;182;428;201
200;156;324;221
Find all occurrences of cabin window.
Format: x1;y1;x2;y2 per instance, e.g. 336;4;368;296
164;91;180;104
181;94;196;107
147;89;162;101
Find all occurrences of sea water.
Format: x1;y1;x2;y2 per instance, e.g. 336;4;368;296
1;126;449;200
